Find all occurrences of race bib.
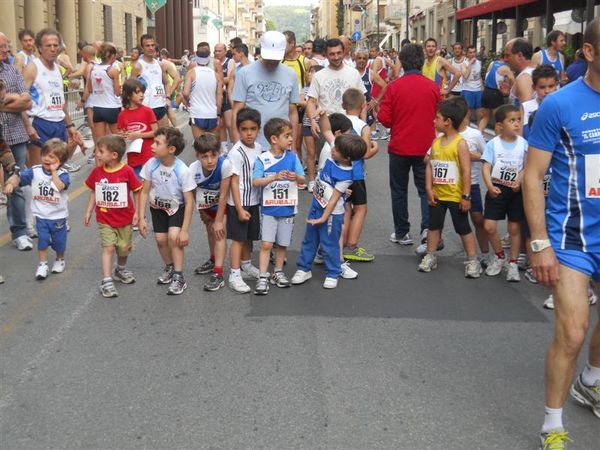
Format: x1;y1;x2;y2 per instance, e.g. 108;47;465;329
262;181;298;207
150;190;179;216
431;160;458;185
45;90;64;111
152;83;165;98
313;178;335;208
32;179;61;204
542;174;552;197
95;182;127;208
585;154;600;198
196;188;220;210
491;162;519;188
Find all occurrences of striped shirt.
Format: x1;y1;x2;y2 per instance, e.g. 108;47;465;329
0;62;29;145
226;140;262;207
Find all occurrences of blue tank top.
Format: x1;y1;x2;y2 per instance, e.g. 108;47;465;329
541;49;563;75
361;68;372;102
221;57;231;78
485;60;503;89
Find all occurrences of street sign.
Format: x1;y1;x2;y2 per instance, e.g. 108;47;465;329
351;31;361;41
145;0;167;15
354;19;360;32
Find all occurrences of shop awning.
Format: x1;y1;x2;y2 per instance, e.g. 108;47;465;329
456;0;538;20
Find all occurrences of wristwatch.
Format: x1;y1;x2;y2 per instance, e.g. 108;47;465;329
461;194;471;201
530;239;551;253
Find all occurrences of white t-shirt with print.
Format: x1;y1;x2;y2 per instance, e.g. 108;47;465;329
140;157;196;209
307;65;366;115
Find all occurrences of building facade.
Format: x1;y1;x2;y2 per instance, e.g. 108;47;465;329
0;0;147;62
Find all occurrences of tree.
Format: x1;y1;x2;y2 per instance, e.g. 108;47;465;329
336;0;344;36
266;18;276;31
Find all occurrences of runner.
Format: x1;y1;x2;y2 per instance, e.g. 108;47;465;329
13;29;37;73
460;45;484;126
505;38;536;106
422;38;461;95
479;52;513;131
303;40;313;59
532;30;567;85
23;29;84;168
339;36;355;68
355;49;386;135
449;43;466;96
213;43;235;153
130;34;171;127
523;18;600;450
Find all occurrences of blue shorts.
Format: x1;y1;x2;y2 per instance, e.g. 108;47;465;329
93;106;121;124
470;184;483;214
36;217;68;253
221;92;232;113
31;117;67;147
152;106;168;121
555;249;600;282
191;117;218;130
462;90;483;109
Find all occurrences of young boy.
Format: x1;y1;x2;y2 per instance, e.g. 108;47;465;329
189;133;232;292
252;118;305;295
521;64;559;140
138;127;196;295
418;100;481;277
481;104;527;282
340;88;379;263
226;107;262;294
84;135;142;298
291;134;366;289
4;139;70;280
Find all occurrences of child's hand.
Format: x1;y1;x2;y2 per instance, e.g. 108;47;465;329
237;209;251;222
286;171;297;181
138;217;148;238
26;125;39;142
83;212;92;226
306;217;325;226
276;171;286;181
177;230;189;247
3;183;14;195
345;188;353;198
512;180;521;192
49;161;60;172
132;214;139;227
427;191;437;206
488;186;501;198
212;220;225;241
459;198;471;212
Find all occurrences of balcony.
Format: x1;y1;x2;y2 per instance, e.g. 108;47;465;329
351;0;367;11
385;4;406;25
238;29;249;38
256;5;264;18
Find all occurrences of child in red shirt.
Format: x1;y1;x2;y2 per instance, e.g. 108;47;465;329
84;135;142;298
117;79;158;179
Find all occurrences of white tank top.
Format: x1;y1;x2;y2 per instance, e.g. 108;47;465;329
509;66;535;106
188;66;218;119
18;50;37;66
89;63;122;108
138;58;167;109
29;59;65;122
450;57;465;92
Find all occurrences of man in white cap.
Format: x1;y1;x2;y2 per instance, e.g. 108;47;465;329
231;31;300;148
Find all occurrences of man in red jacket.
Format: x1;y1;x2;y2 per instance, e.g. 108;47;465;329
378;44;441;246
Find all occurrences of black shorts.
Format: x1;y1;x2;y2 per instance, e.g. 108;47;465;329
302;125;313;137
348;179;367;205
297;107;305;124
429;200;472;236
482;87;505;110
93;106;121;124
449;91;462;97
150;206;185;233
221;92;231;113
484;184;524;222
153;106;168;121
226;204;260;242
470;184;483;214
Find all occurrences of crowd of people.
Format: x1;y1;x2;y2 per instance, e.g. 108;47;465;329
0;17;599;449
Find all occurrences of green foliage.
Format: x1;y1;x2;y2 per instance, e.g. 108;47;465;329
266;18;277;31
336;0;344;36
264;5;310;41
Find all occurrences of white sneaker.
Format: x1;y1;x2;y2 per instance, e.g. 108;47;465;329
323;277;338;289
543;294;555;310
291;270;312;285
420;228;428;244
415;242;427;257
35;263;49;280
341;261;358;279
505;262;521;282
241;264;260;281
464;259;482;278
13;235;33;251
308;181;315;193
390;232;413;245
417;253;437;272
51;259;66;274
26;224;37;239
485;255;504;276
517;252;528;270
228;273;251;294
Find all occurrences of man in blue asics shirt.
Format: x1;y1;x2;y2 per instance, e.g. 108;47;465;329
524;17;600;450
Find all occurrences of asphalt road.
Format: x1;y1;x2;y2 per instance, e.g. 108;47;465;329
0;116;598;449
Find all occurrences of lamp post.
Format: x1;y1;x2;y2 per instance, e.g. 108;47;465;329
376;0;380;46
405;0;410;40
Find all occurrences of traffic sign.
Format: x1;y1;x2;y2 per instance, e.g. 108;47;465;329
145;0;167;15
351;31;361;41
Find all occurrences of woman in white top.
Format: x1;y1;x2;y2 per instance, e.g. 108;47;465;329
182;49;223;138
82;43;122;140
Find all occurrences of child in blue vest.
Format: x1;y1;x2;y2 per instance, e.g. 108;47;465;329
189;133;232;292
291;134;366;289
252;118;305;295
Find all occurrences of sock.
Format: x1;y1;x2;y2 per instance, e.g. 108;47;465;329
210;254;215;262
231;267;241;276
581;363;600;386
39;261;48;265
214;266;223;277
102;277;112;284
117;265;126;271
496;250;505;260
173;271;183;279
467;256;477;261
274;267;283;273
542;406;563;433
259;272;269;278
241;260;252;271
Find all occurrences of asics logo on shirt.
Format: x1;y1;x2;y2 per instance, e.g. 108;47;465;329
581;111;600;121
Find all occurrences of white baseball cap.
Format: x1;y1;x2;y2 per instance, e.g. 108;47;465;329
260;31;286;61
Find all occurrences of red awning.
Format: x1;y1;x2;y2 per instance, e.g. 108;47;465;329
456;0;537;20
